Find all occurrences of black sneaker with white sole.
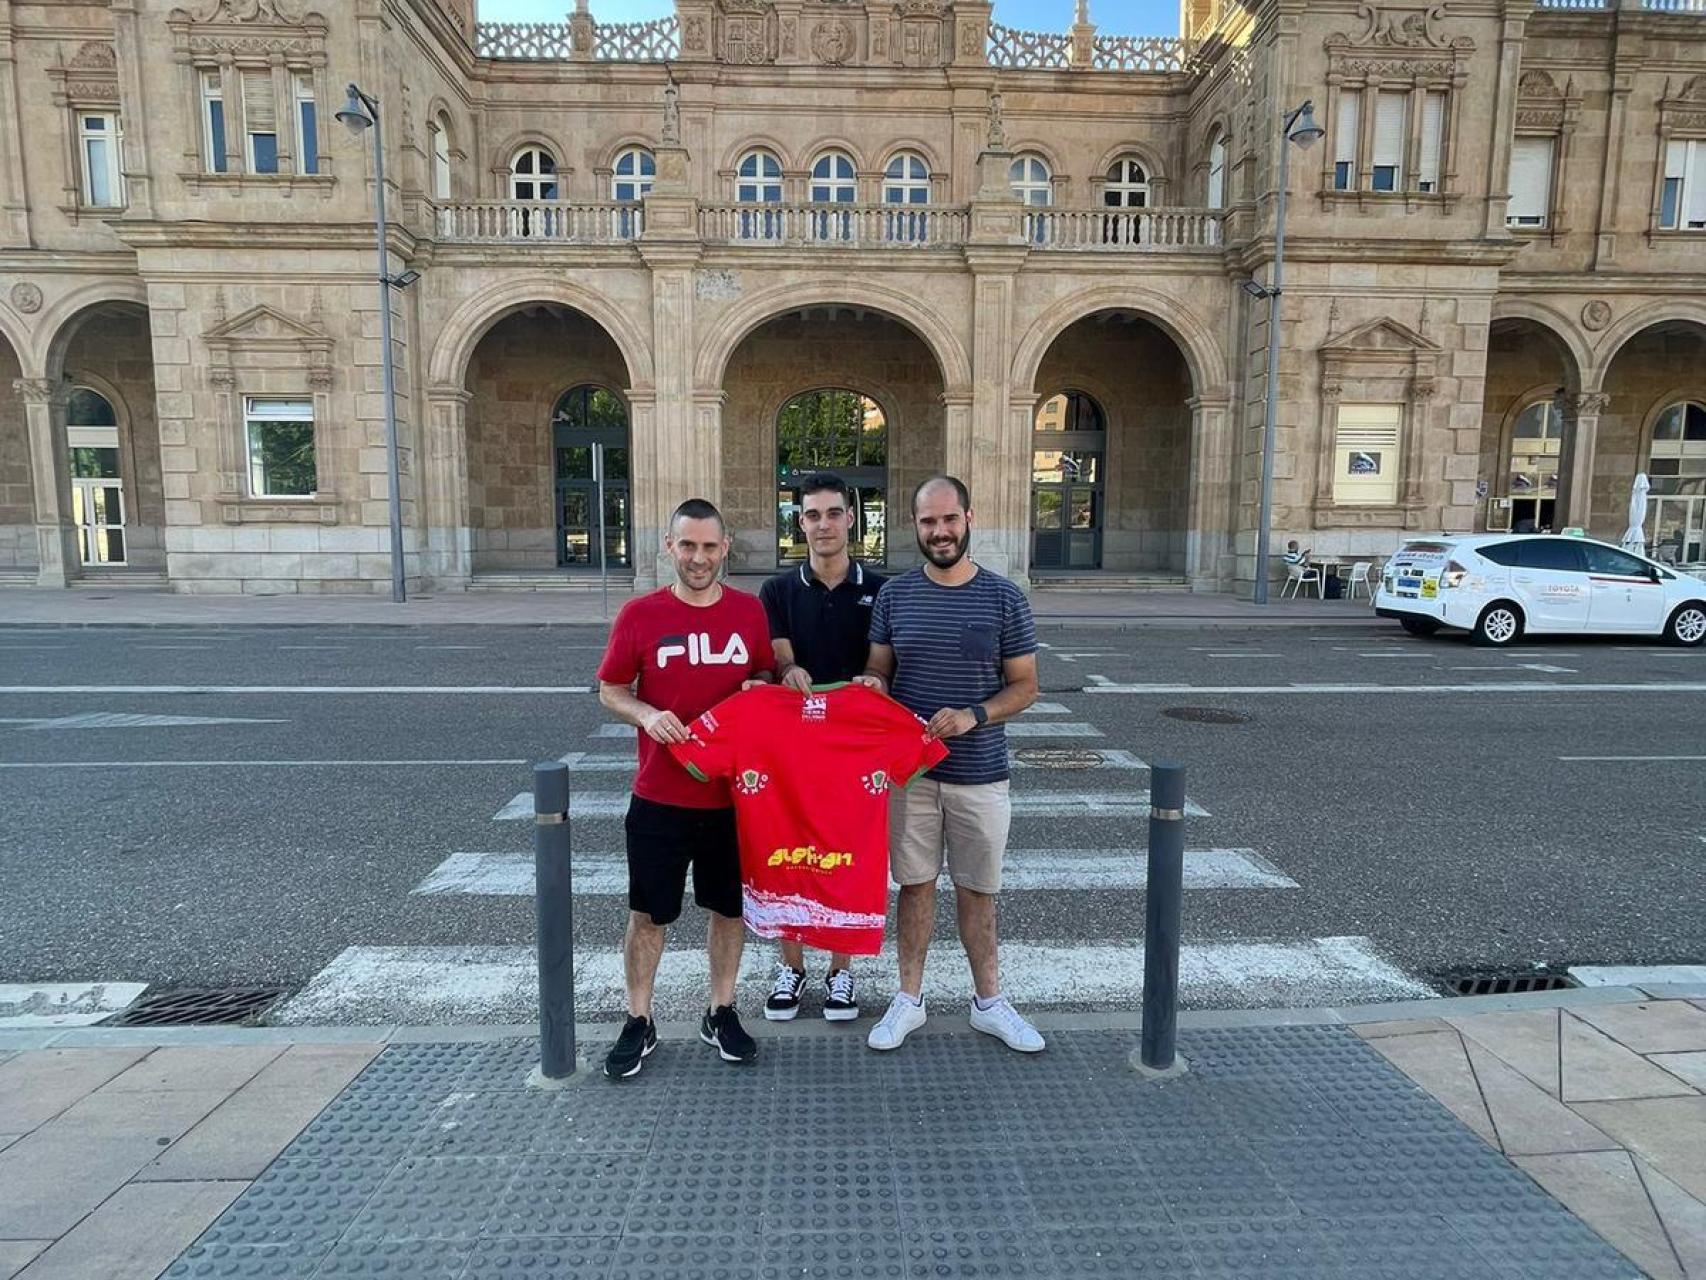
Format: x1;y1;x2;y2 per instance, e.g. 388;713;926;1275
603;1014;657;1079
765;964;806;1022
823;968;858;1022
700;1003;758;1063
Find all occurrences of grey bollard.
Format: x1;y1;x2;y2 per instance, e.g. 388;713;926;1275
1135;761;1188;1078
533;761;576;1082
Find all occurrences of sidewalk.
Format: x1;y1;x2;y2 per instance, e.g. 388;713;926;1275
1;988;1701;1278
0;584;1383;630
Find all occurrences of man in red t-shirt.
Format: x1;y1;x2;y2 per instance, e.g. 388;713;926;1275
595;498;775;1078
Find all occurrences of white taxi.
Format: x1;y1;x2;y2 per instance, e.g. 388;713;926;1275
1374;533;1706;646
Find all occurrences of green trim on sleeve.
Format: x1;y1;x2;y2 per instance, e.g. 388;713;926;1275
901;762;935;788
683;762;710;782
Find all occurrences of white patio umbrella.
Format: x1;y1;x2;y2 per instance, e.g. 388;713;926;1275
1621;472;1650;554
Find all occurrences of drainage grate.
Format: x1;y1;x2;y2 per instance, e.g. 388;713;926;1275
1161;706;1252;725
1013;747;1105;770
109;986;288;1027
1445;972;1580;997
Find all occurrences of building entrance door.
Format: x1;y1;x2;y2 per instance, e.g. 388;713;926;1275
1030;391;1105;571
66;387;126;566
551;386;630;571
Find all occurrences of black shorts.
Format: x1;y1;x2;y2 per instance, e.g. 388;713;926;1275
624;795;742;925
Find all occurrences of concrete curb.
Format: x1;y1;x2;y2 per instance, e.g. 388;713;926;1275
0;615;1390;632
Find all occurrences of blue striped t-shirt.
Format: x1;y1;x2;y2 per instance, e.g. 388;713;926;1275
868;565;1038;785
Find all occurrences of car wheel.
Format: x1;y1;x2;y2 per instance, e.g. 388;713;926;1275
1665;602;1706;647
1473;601;1523;647
1399;617;1441;637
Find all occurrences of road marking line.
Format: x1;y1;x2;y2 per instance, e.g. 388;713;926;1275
274;936;1430;1024
276;645;347;651
1023;702;1073;715
0;758;528;770
413;847;1296;898
1085;682;1706;695
545;748;1150;775
1205;653;1281;659
1006;722;1103;738
1012;748;1148;770
1557;755;1706;762
0;685;595;695
590;722;635;738
492;788;1207;821
0;981;149;1029
5;712;288;731
1450;664;1577;674
415;645;488;651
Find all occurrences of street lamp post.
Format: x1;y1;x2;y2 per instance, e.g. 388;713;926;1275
336;83;413;605
1250;101;1324;605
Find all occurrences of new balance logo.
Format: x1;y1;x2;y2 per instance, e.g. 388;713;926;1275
656;632;750;668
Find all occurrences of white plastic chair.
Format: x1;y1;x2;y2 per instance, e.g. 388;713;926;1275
1345;561;1373;601
1280;560;1322;598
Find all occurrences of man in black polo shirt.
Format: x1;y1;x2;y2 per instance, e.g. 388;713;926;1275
757;472;887;1023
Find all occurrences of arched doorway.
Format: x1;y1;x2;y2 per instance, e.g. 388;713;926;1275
1502;399;1563;533
775;388;888;564
549;384;630;570
1030;389;1107;570
1593;318;1705;549
1480;315;1580;534
1647;398;1705;564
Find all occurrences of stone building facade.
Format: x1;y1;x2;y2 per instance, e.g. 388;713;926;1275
0;0;1702;595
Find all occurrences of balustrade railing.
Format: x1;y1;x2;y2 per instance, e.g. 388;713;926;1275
435;200;644;243
1022;207;1223;250
698;203;969;247
987;22;1073;69
593;16;680;59
474;23;574;59
1093;34;1191;72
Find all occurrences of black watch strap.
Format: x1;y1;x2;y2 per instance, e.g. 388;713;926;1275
969;703;988;726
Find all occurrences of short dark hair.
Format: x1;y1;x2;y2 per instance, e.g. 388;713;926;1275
798;473;854;508
911;474;971;516
670;497;725;534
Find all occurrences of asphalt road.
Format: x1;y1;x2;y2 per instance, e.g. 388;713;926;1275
1;621;1702;1022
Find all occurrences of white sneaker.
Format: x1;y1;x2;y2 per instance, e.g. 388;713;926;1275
969;996;1046;1053
866;994;927;1051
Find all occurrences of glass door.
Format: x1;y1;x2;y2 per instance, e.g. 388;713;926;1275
551;386;630;571
69;443;125;566
1030;392;1106;572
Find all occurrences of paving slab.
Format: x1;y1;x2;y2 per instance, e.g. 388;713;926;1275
0;1047;151;1131
1447;1007;1562;1097
0;1128;182;1238
1635;1157;1706;1279
15;1180;247;1280
99;1045;284;1094
1347;1017;1454;1040
0;1243;47;1280
134;1085;356;1183
46;1084;232;1142
1561;1013;1701;1103
1512;1150;1684;1280
1361;1029;1497;1147
1572;1001;1706;1056
1461;1038;1620;1157
1650;1052;1706;1091
1572;1097;1706;1204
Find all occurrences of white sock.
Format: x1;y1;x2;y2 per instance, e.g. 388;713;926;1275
973;993;1003;1011
898;992;923;1008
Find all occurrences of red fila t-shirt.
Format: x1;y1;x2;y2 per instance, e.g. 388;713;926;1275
596;586;775;809
669;683;948;955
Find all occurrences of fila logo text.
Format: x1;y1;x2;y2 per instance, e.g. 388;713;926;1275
657;631;751;668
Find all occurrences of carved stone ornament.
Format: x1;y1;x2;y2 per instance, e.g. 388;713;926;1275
202;302;334;391
810;18;855;65
187;0;308;21
986;91;1006;150
12;378;59;404
68;41;117;71
718;0;778;65
1576;392;1611;417
53;40;120;103
1581;300;1612;332
9;282;43;314
683;15;707;52
1351;4;1449;49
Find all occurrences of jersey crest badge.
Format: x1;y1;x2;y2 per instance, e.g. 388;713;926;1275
861;770;890;795
735;768;770;796
801;694;828;721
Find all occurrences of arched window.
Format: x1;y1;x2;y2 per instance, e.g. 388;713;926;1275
1009;154;1052;206
1031;391;1106;571
430;113;452;200
67;387;126;566
612;147;655;201
736;148;782;202
1206;133;1227;209
776;389;889;564
1104;156;1150;208
509;146;557;201
882;151;931;205
1503;400;1562;533
1649;399;1706;564
809;151;857;204
550;385;631;570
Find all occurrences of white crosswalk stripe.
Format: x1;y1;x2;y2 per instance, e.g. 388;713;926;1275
1005;722;1103;738
491;786;1207;821
556;748;1149;773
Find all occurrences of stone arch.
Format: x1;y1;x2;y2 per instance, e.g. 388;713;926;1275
1591;303;1706;390
1006;140;1065;175
694;279;972;392
429;276;654;392
1489;297;1589;392
801;137;869;176
876;139;947;177
1010;285;1227;400
720;135;794;175
35;278;150;377
1093;142;1168;185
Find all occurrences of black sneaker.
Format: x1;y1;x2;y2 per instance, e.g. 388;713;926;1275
603;1014;656;1079
764;964;806;1022
700;1003;758;1063
823;968;858;1022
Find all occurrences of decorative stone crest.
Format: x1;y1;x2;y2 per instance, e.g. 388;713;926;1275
187;0;308;21
718;0;778;64
810;18;855;66
683;15;707;52
10;282;43;314
1581;300;1612;332
1350;4;1451;49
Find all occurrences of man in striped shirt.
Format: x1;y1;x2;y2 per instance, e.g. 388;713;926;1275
855;475;1044;1054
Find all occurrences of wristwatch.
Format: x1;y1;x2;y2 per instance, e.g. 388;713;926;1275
969;704;989;726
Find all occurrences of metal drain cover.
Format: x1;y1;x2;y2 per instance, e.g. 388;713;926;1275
110;986;288;1027
1013;747;1104;770
1445;973;1579;998
1161;706;1251;725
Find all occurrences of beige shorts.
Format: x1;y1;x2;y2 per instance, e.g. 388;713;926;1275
889;777;1011;894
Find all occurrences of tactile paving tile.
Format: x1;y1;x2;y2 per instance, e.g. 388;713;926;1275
458;1235;620;1280
1179;1218;1354;1279
341;1155;519;1242
607;1232;763;1280
307;1237;472;1278
286;1093;443;1163
759;1148;899;1234
1383;1134;1563;1215
760;1230;908;1280
634;1149;771;1234
197;1160;392;1246
410;1089;554;1157
161;1241;329;1280
486;1152;642;1237
1026;1223;1203;1279
1310;1213;1517;1280
1139;1138;1300;1224
891;1146;1036;1229
1019;1143;1169;1228
1248;1137;1428;1218
348;1043;481;1096
901;1228;1038;1279
529;1095;663;1156
1446;1212;1643;1280
454;1038;546;1090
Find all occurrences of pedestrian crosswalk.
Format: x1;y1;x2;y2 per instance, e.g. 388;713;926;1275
281;697;1438;1025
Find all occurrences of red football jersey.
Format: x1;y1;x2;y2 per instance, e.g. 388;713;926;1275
596;586;775;809
669;683;947;954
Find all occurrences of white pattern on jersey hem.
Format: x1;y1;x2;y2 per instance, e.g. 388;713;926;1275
743;886;886;936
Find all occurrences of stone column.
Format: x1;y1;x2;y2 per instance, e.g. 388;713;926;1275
1185;392;1234;591
1555;391;1608;531
422;386;471;586
16;377;78;587
1482;4;1530;238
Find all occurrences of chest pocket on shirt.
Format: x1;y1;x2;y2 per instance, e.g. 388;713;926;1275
959;621;998;662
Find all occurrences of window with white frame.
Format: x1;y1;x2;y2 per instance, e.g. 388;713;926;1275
242;69;278;174
1371;93;1406;192
736;148;782;202
1333;403;1403;505
78;112;123;208
810;151;857;203
1660;139;1706;231
430;115;452;199
1417;92;1445;193
1104;156;1149;207
1010;154;1052;205
245;398;316;498
510;146;558;200
1505;136;1554;228
202;71;228;173
882;152;931;205
612;147;654;201
1649;400;1706;563
294;73;318;175
1206;134;1226;208
1333;94;1358;190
